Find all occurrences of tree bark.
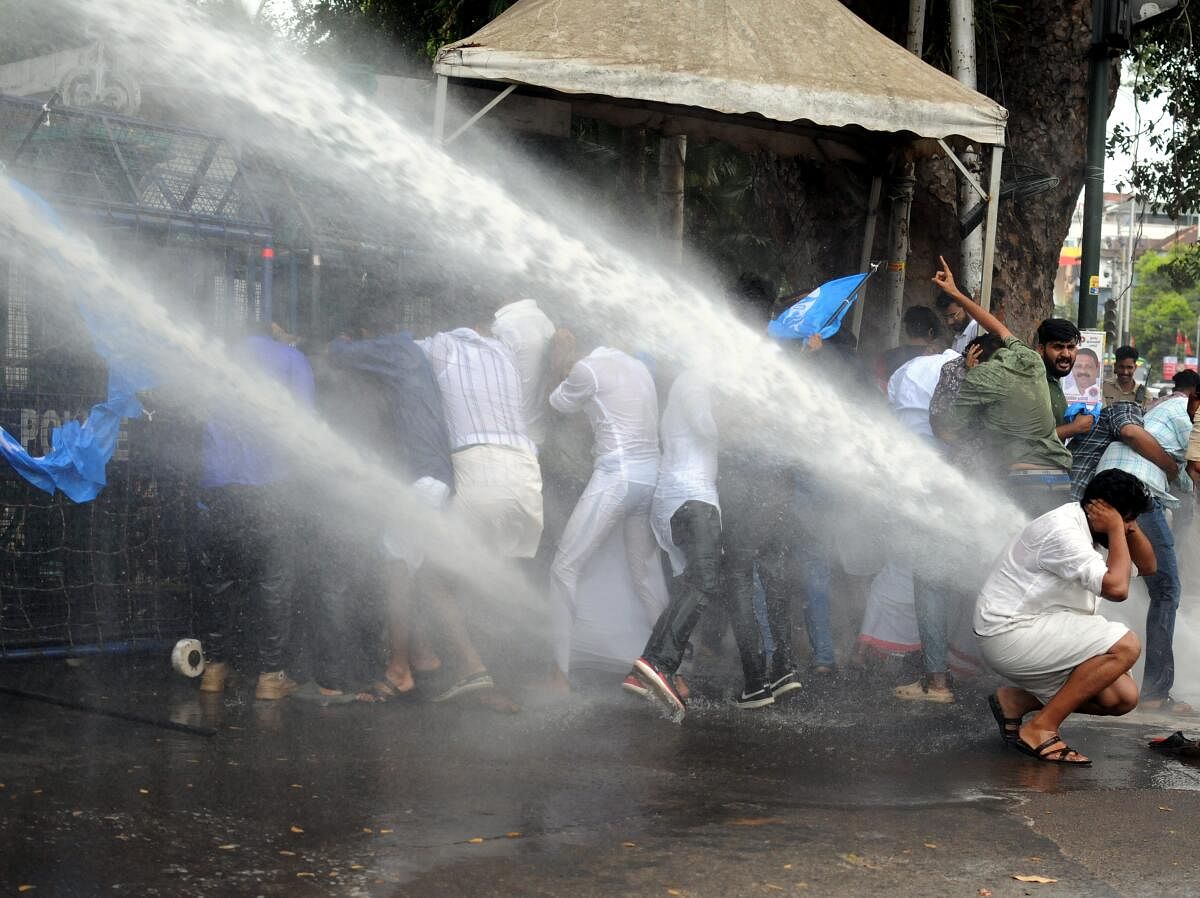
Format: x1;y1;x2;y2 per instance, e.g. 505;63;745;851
756;0;1113;349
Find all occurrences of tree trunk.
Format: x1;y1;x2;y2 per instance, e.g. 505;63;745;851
757;0;1113;349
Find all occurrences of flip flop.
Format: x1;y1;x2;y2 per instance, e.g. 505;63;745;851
988;694;1022;744
1012;733;1091;766
431;671;495;703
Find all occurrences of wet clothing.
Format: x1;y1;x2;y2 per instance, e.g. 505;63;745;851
450;444;543;558
651;370;719;576
641;500;728;675
1067;401;1145;500
200;336;315;488
549;349;661;673
1096;394;1192;506
197;336;313;672
887;349;960;439
1095;395;1192;701
975;503;1108;637
549;348;660;483
327;334;454;489
196;484;297;670
719;457;798;687
946;336;1071;473
888;350;960;675
417;328;536;456
492;299;556;447
974;502;1128;702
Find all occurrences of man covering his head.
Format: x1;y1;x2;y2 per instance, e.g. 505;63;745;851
979;469;1155;765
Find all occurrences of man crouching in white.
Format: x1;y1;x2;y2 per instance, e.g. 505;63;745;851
979;468;1156;766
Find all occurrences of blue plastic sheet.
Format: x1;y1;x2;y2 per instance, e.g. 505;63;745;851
767;272;871;341
0;177;154;502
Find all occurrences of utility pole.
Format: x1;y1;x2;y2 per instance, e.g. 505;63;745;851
1078;0;1182;330
949;0;983;299
1077;2;1112;331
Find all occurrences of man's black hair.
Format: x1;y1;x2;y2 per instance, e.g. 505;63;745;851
1115;345;1139;363
1036;317;1082;346
965;332;1005;363
1172;369;1200;392
902;305;941;340
1081;469;1151;521
1077;347;1100;364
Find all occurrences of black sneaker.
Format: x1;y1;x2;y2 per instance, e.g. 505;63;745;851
769;669;801;698
735;683;775;709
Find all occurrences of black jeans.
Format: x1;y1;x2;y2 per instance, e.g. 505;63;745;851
719;474;797;687
195;485;296;671
644;496;774;689
308;537;389;692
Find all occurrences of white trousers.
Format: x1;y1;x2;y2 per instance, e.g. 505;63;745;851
550;471;662;673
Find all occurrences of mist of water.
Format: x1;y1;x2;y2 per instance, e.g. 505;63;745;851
10;1;1196;701
71;0;1028;567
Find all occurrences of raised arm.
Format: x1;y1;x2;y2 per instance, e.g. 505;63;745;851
931;256;1011;341
1118;422;1179;482
1084;500;1139;600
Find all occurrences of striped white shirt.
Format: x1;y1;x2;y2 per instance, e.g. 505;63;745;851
417;328;536;455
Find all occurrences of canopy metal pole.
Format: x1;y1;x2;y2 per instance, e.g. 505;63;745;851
979;144;1004;313
433;74;448;144
949;0;983;300
883;162;916;347
851;174;882;341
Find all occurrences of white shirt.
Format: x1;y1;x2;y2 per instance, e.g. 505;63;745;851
652;370;719;573
549;347;660;483
951;319;981;354
417;328;535;455
974;503;1109;637
887;349;960;438
492;299;556;446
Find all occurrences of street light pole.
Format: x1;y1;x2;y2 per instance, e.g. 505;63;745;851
1077;2;1113;331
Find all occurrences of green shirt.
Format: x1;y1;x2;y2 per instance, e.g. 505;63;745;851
1046;376;1067;426
947;336;1072;471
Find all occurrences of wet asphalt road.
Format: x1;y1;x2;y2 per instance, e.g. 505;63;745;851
1;659;1199;897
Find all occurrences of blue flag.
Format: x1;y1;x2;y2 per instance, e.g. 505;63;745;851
0;177;156;502
767;272;871;341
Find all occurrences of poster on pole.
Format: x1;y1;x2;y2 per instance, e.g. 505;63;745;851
1063;329;1105;407
1164;356;1179;379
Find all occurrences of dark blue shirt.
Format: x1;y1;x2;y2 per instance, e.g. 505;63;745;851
326;334;455;491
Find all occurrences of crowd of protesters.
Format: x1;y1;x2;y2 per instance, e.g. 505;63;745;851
192;259;1200;765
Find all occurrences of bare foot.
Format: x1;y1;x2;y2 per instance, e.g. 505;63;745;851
383;666;416;693
410;641;442;674
469;688;521;714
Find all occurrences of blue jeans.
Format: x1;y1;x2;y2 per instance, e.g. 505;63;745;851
792;477;836;668
1139;503;1180;700
913;576;950;675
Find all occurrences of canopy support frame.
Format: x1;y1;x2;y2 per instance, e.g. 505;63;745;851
936;138;988;203
979;144;1004;313
433;78;518;145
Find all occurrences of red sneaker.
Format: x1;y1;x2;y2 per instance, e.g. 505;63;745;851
633;657;686;714
621;671;649;698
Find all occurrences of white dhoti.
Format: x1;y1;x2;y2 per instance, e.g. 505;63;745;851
450;444;544;559
550;463;664;673
856;561;921;655
977;610;1130;703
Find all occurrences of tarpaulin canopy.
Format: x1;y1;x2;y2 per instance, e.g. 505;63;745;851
435;0;1007;147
